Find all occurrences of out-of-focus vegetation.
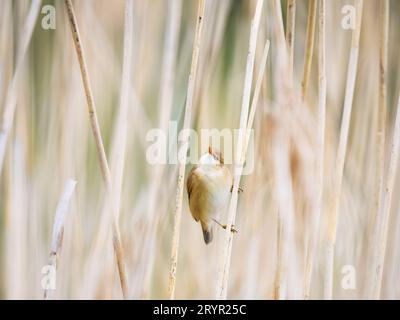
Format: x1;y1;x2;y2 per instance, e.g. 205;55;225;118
1;0;400;299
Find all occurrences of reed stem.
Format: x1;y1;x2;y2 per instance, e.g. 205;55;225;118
0;0;41;176
324;0;363;300
44;179;77;299
64;0;129;298
368;0;389;299
301;0;317;103
215;0;265;300
168;0;207;300
304;0;326;299
286;0;296;85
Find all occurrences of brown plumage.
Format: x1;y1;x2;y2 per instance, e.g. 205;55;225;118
187;147;232;244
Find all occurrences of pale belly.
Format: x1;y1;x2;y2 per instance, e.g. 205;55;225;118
188;166;231;224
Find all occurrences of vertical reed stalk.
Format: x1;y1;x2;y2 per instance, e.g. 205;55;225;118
110;0;134;222
304;0;326;299
271;0;294;300
215;0;264;300
371;94;400;299
301;0;317;102
245;40;270;154
0;0;41;176
64;0;129;298
168;0;206;300
273;211;285;299
272;134;295;300
324;0;363;300
368;0;389;299
44;179;77;299
286;0;296;84
109;0;134;298
140;0;182;297
158;0;182;159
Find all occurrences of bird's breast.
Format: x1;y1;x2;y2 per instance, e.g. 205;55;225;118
188;166;231;222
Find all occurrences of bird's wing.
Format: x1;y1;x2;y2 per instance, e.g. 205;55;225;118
186;165;198;201
186;165;200;222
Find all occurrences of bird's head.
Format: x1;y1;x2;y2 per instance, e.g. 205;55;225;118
198;146;224;166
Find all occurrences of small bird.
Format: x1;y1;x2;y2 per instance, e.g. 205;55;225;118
186;146;234;244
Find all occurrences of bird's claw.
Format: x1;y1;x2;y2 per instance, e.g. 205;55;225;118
223;224;238;233
212;218;238;233
230;185;244;193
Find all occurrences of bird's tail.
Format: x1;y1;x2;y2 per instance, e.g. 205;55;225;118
201;222;213;244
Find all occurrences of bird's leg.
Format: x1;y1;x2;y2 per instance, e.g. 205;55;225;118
212;218;238;233
230;185;244;193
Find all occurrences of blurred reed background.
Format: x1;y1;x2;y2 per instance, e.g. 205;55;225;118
0;0;400;299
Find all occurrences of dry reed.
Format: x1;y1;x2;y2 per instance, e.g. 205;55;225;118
301;0;317;102
64;0;128;298
215;0;265;300
370;94;400;299
324;0;364;300
2;0;400;301
304;0;326;299
139;0;182;298
368;0;389;299
0;0;41;175
286;0;296;84
44;179;77;299
271;0;294;300
168;0;207;300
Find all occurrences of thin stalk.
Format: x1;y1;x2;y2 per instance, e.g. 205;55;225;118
245;40;270;155
44;179;77;299
324;0;363;300
271;0;293;300
371;94;400;299
108;0;134;298
110;0;134;222
215;0;264;300
368;0;389;299
304;0;326;299
272;132;295;300
64;0;128;298
301;0;317;103
0;0;41;176
273;210;285;299
137;0;183;298
64;0;111;188
168;0;207;300
273;0;286;46
158;0;183;157
286;0;296;84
